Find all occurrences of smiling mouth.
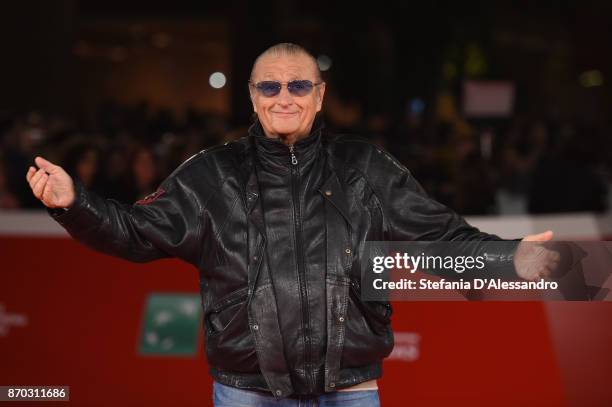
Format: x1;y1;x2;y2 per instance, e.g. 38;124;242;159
272;112;298;116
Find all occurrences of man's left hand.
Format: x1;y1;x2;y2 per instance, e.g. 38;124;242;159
514;230;558;281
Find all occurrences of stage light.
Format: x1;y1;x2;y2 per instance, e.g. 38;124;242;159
410;98;425;114
579;70;603;87
317;55;332;71
209;72;227;89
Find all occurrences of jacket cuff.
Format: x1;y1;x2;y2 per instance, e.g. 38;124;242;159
482;239;521;279
47;180;102;230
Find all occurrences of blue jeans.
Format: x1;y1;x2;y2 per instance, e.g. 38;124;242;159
213;382;381;407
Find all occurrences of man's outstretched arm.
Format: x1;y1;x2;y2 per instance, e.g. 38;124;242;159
363;147;555;281
26;156;203;266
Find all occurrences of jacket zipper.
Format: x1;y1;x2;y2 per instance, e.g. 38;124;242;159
289;144;313;392
289;145;298;165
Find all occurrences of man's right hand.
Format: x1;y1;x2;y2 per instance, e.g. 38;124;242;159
26;156;76;209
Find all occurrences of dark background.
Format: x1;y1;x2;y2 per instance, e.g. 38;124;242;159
1;0;611;214
1;4;611;406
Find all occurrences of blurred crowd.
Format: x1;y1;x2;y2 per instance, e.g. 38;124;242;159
0;99;610;215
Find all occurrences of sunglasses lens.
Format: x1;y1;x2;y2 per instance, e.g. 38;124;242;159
287;80;314;96
254;80;316;97
256;81;281;97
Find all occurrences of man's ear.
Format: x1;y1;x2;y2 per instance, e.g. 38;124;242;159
249;84;257;113
316;82;326;112
249;90;257;113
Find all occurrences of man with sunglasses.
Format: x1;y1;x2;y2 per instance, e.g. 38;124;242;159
27;43;552;406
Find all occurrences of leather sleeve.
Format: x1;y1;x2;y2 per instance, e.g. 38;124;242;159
49;175;203;266
366;147;501;242
364;146;518;277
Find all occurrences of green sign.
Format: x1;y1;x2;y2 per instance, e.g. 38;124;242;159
139;293;202;357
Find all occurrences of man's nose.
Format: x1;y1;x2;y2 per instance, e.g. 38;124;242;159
276;86;294;105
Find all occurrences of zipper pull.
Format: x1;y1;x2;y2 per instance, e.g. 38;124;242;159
289;145;298;165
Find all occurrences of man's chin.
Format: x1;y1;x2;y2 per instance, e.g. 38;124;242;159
272;127;300;138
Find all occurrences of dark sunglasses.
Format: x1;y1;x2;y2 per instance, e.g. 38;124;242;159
249;80;323;97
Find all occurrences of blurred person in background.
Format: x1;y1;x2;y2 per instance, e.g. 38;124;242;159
528;129;608;213
62;142;101;192
98;145;130;202
499;120;548;198
122;145;160;203
3;112;47;208
25;43;554;407
451;133;497;215
0;155;19;209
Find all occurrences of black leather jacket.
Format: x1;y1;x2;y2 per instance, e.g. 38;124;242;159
51;118;506;397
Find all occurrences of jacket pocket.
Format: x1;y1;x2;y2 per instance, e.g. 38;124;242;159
341;281;394;369
349;281;392;332
206;287;249;336
205;287;259;372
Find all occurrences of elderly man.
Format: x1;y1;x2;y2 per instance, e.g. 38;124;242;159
27;43;552;406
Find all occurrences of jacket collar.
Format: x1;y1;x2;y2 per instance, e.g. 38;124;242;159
249;115;324;171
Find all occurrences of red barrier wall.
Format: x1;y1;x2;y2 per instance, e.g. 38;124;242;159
1;236;609;406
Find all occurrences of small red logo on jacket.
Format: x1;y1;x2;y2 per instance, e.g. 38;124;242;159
136;188;166;205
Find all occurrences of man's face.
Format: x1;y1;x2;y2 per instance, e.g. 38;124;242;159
250;53;325;142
